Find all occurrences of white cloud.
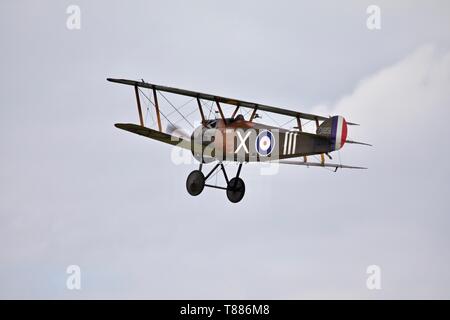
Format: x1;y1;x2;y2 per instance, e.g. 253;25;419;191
304;45;450;298
311;45;450;170
331;44;450;142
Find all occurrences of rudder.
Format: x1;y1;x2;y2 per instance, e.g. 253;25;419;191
316;116;347;151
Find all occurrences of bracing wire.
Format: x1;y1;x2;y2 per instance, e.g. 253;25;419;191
201;99;214;120
158;91;195;128
138;88;178;130
165;97;195;118
173;106;201;125
144;90;156;126
261;111;282;127
279;117;295;128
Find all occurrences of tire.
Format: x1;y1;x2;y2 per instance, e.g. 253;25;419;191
186;170;205;196
226;177;245;203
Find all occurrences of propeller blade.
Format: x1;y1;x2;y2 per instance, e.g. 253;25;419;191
166;123;190;140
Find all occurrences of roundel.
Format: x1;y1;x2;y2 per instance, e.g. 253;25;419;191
255;130;275;156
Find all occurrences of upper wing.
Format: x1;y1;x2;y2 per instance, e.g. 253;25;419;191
107;78;358;124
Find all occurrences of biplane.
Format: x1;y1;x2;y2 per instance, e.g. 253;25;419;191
108;78;369;203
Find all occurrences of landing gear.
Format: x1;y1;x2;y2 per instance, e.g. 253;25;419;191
186;163;245;203
186;170;205;196
226;177;245;203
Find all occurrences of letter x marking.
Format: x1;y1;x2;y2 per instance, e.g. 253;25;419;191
235;131;251;154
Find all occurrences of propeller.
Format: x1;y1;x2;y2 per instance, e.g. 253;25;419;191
166;123;190;140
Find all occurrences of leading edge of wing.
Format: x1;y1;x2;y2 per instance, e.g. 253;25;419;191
275;160;368;170
108;78;355;123
115;123;218;158
115;123;191;149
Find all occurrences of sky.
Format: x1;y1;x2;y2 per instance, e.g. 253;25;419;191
1;0;450;299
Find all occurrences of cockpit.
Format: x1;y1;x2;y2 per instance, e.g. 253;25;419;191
204;114;245;128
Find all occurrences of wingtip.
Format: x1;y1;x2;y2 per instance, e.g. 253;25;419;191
114;123;137;130
358;142;372;147
338;164;368;170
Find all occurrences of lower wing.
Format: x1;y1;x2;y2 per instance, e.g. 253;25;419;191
115;123;191;149
275;160;367;171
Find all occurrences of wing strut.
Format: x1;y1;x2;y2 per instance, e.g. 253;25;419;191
215;100;226;121
152;88;162;132
196;97;206;123
296;116;307;163
231;105;240;118
134;85;144;126
315;118;325;165
249;107;258;122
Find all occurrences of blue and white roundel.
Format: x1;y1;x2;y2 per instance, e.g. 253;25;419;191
255;130;275;156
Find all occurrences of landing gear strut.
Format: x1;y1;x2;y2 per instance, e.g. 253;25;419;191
186;163;245;203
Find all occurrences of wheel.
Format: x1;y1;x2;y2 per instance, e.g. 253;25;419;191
186;170;205;196
226;177;245;203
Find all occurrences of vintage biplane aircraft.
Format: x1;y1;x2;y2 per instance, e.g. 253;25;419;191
108;78;369;203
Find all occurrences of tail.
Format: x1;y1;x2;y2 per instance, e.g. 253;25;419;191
316;116;347;151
